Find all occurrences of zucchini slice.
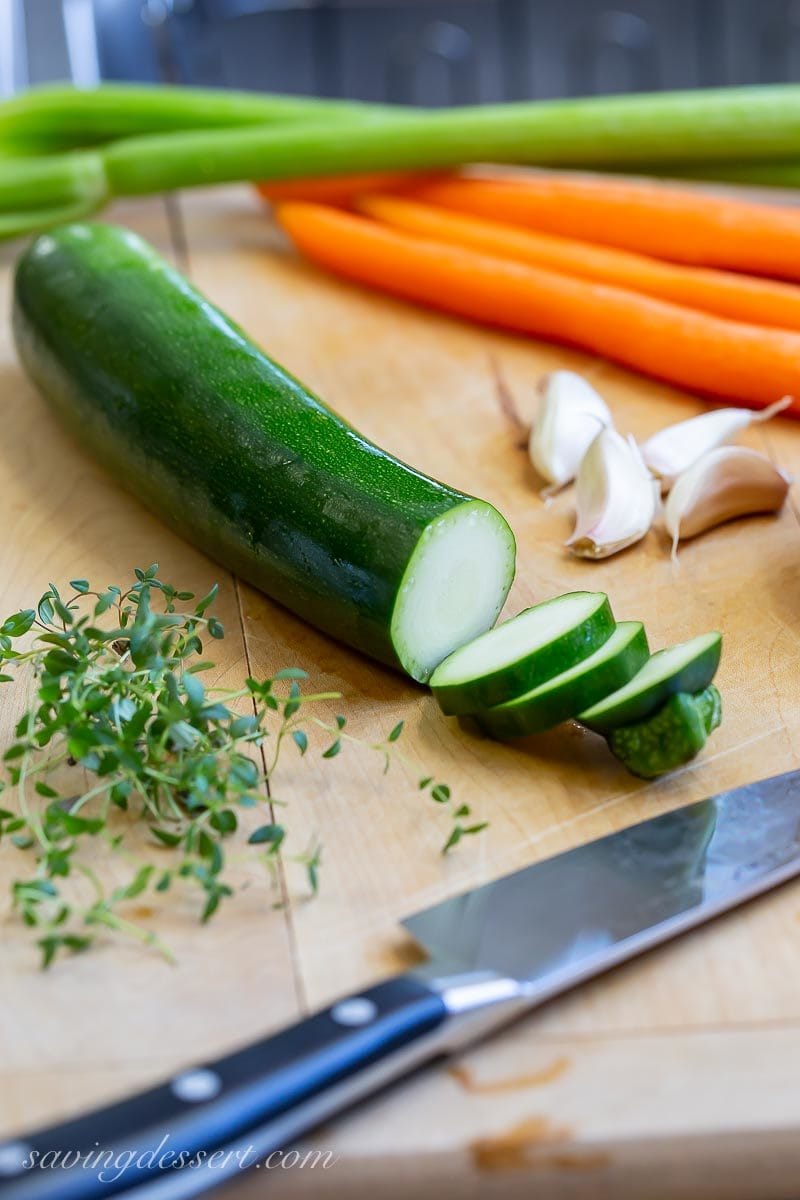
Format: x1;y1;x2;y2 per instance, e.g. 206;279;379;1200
607;685;722;779
579;632;722;733
13;224;516;683
476;621;649;741
429;591;614;715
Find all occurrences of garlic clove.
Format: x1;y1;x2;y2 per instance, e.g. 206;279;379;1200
529;370;613;491
568;428;659;559
640;396;791;492
664;446;791;556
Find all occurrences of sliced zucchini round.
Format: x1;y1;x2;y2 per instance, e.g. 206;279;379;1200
476;621;649;741
430;591;614;716
579;632;722;734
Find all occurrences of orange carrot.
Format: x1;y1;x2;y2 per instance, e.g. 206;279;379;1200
407;174;800;282
359;193;800;332
275;201;800;413
257;171;433;205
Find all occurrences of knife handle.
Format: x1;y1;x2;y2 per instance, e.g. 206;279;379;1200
0;975;447;1200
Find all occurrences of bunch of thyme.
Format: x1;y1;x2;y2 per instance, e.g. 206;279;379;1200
0;566;485;967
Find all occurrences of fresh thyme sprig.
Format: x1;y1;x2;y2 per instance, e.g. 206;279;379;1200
0;566;484;967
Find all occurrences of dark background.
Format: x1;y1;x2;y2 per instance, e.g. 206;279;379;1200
7;0;800;101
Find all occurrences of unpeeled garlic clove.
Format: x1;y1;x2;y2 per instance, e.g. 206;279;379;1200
664;446;790;554
529;370;613;491
568;428;659;559
640;396;792;492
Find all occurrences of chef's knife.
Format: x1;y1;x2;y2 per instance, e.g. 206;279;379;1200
3;769;800;1200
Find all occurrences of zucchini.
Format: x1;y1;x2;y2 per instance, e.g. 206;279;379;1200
476;621;649;741
607;685;722;779
429;591;614;715
12;223;516;682
579;632;722;733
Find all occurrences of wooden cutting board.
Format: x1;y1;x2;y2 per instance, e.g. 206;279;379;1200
3;186;800;1200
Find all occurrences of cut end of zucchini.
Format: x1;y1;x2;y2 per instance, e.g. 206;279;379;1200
391;500;515;683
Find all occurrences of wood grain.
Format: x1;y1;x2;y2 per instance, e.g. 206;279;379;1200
3;184;800;1198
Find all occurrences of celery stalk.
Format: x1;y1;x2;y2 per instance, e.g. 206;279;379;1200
102;85;800;196
623;161;800;188
0;83;382;151
0;153;106;212
0;197;103;239
7;84;800;240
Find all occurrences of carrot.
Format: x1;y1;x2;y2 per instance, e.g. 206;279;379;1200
275;201;800;413
359;193;800;332
407;174;800;282
257;171;433;205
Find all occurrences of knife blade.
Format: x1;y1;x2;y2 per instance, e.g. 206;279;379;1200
3;769;800;1200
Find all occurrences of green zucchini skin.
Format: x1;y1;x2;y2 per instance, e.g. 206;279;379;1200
476;621;649;741
13;223;514;680
607;686;722;779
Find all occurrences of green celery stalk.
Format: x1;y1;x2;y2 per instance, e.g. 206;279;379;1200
102;85;800;196
0;197;103;239
0;153;106;212
621;161;800;188
0;82;383;151
7;84;800;239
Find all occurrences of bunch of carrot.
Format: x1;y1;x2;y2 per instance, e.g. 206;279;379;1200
264;171;800;413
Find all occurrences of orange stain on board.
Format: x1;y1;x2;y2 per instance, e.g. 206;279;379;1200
449;1055;571;1094
542;1152;614;1171
128;905;156;921
471;1116;611;1173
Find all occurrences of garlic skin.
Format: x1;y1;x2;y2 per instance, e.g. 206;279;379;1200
568;428;659;559
664;446;790;554
529;371;613;490
640;396;791;492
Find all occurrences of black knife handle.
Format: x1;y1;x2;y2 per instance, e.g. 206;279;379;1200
0;975;446;1200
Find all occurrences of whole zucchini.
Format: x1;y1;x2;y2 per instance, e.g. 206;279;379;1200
13;223;515;681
